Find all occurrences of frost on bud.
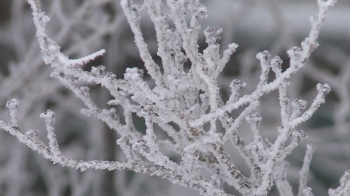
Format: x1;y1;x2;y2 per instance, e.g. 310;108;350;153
204;26;223;45
256;51;271;88
256;51;271;65
216;43;238;76
314;84;331;105
40;110;56;125
91;65;106;76
316;83;331;94
287;46;302;58
228;43;239;51
230;79;246;92
301;37;319;51
195;6;208;20
287;46;304;69
124;68;144;81
228;79;246;103
6;99;20;110
271;56;283;76
40;110;55;120
246;113;262;129
40;110;61;160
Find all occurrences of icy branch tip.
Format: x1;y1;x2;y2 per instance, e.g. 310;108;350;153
40;110;55;122
40;110;55;118
228;43;239;50
316;83;331;94
306;144;315;152
59;49;106;67
6;99;20;109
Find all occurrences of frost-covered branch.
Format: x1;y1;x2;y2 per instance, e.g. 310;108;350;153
1;0;347;195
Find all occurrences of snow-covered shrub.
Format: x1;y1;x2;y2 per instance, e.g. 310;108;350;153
0;0;349;195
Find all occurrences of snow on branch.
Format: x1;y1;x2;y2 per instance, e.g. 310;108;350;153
298;144;315;196
0;0;346;195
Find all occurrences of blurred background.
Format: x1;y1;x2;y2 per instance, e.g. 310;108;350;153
0;0;350;195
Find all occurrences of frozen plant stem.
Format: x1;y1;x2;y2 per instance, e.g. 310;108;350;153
1;0;349;196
